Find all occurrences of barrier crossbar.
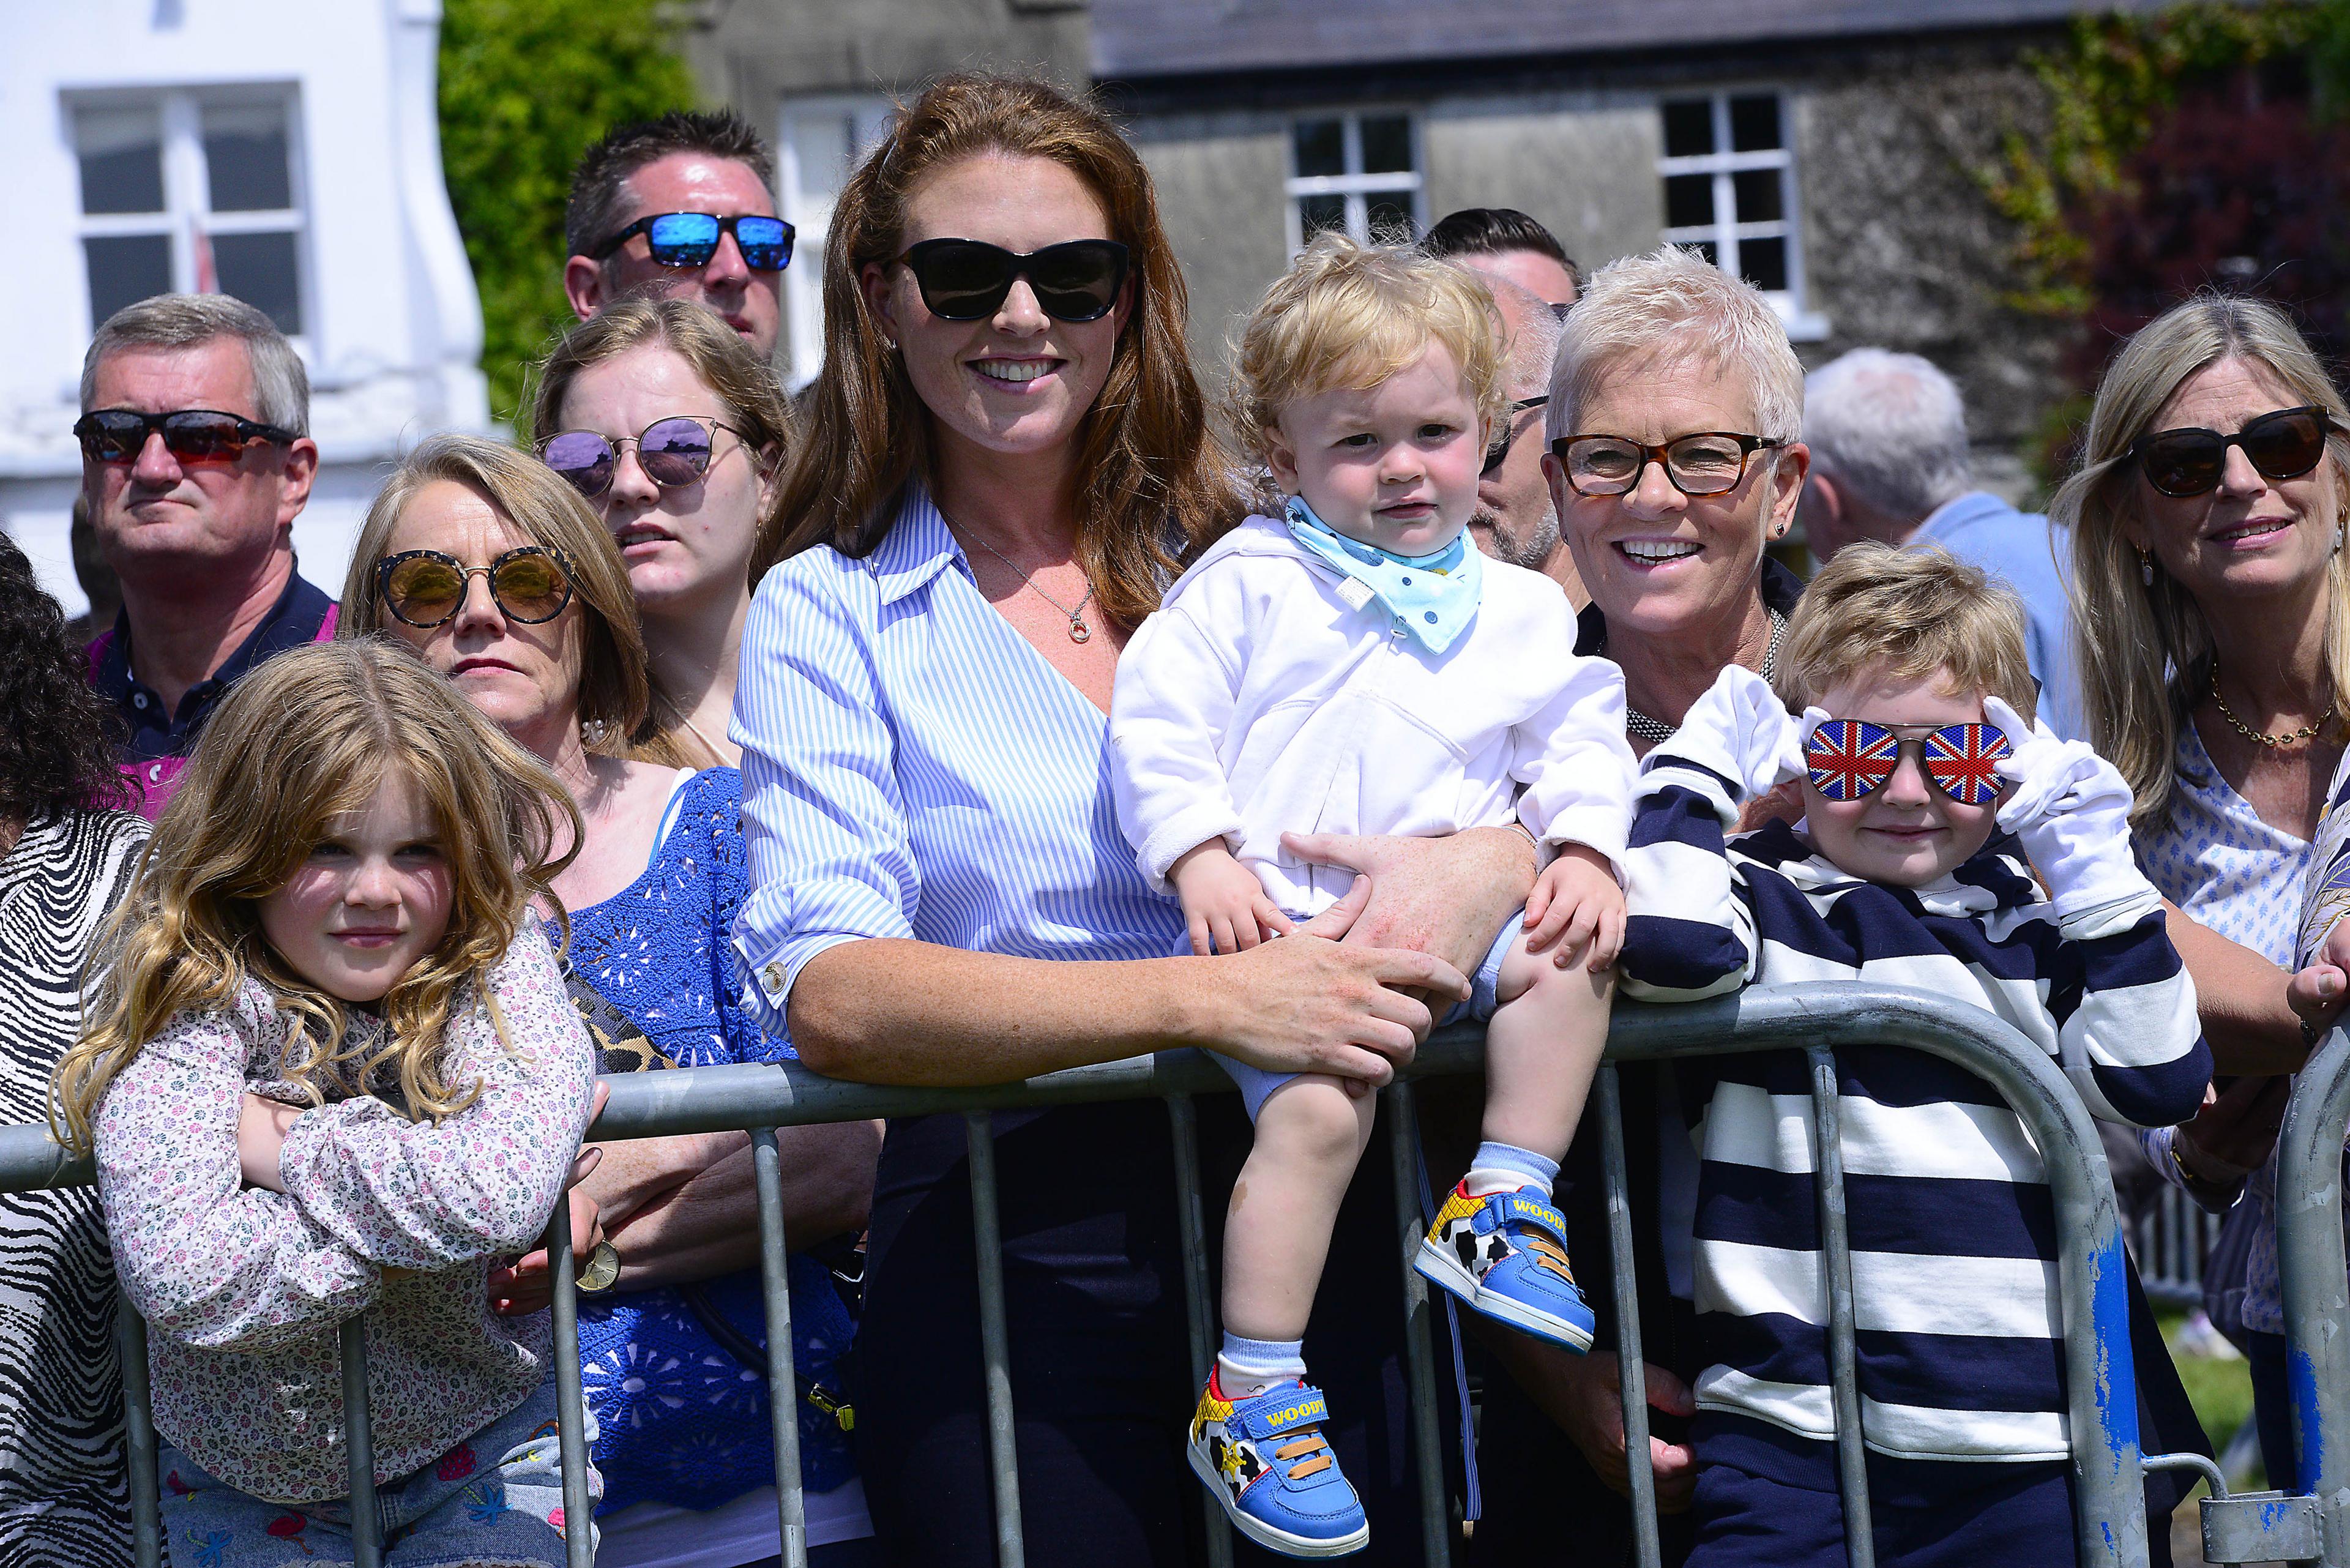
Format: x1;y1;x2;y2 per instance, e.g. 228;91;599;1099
0;983;2183;1568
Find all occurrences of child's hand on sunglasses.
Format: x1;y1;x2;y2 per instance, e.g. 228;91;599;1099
1646;664;1805;803
1982;696;2149;923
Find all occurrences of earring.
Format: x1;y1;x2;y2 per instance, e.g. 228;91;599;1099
2139;550;2154;588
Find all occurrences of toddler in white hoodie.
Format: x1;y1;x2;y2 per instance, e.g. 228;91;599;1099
1110;233;1634;1559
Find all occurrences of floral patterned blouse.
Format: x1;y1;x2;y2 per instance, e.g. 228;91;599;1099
94;919;596;1505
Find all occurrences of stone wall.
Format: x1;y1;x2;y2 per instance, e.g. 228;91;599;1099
1786;40;2071;492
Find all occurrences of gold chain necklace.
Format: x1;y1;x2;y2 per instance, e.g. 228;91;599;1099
943;509;1095;644
2209;658;2337;749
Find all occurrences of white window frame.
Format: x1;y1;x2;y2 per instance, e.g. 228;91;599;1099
777;94;895;390
68;86;310;343
1284;111;1424;253
1656;90;1827;342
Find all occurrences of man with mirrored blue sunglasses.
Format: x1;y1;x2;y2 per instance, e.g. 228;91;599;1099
564;110;788;362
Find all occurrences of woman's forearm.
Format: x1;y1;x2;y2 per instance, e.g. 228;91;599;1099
788;942;1204;1084
790;895;1466;1089
2165;900;2309;1075
603;1120;882;1290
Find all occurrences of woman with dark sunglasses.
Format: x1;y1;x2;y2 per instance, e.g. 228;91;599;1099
735;74;1535;1568
341;433;882;1568
534;299;791;768
2058;294;2350;1491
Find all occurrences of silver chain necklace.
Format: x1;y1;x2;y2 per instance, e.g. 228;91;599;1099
1616;608;1787;745
945;510;1096;644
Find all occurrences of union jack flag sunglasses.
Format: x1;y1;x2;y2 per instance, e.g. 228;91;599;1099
1804;720;2012;807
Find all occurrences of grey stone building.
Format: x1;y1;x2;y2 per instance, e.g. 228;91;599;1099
693;0;2165;477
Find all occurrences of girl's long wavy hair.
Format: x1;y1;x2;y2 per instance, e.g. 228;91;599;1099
53;640;581;1153
2057;293;2350;832
750;73;1241;627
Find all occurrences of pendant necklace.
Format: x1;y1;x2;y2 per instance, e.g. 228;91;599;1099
946;510;1095;643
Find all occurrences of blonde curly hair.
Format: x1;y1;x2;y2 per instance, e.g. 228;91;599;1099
53;639;580;1153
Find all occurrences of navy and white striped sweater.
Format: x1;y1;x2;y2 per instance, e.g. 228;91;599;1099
1618;761;2210;1463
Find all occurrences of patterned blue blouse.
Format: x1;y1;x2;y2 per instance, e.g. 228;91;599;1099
567;767;859;1514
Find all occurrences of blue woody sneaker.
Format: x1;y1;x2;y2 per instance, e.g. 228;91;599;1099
1415;1180;1595;1352
1186;1370;1368;1558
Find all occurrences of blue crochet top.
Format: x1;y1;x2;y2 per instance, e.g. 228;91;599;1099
569;767;858;1514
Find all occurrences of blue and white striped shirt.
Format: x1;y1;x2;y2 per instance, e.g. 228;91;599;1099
729;485;1187;1033
1619;759;2210;1462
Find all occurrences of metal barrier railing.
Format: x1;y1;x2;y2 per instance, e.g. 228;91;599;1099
2257;1022;2350;1566
2132;1184;2224;1310
0;983;2182;1568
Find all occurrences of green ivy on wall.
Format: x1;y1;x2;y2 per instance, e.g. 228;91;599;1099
1980;2;2338;317
438;0;698;425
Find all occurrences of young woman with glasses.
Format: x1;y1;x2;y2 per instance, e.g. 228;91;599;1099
532;298;792;767
2061;294;2350;1491
733;73;1541;1567
340;434;882;1567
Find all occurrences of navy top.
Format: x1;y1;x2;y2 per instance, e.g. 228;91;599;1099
91;572;335;761
567;767;858;1514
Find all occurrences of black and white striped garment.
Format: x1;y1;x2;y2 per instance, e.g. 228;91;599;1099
1618;763;2210;1465
0;808;146;1567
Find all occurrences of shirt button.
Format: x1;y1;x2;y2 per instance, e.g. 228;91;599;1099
133;693;148;708
147;763;163;783
1400;575;1413;586
1423;611;1438;623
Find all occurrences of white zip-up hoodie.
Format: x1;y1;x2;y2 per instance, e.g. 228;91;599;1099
1110;514;1635;918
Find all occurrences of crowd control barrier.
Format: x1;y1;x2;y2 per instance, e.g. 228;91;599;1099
0;982;2207;1568
2245;1022;2350;1566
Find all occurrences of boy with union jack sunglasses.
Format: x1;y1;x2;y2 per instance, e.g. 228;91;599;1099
1612;543;2210;1568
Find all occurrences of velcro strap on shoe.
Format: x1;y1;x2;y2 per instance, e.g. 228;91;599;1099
1238;1384;1331;1441
1475;1190;1569;1248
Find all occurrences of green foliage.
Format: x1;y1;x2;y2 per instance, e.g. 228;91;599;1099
438;0;698;424
1979;2;2333;316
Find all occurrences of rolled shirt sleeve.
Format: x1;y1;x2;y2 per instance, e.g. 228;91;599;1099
731;556;922;1036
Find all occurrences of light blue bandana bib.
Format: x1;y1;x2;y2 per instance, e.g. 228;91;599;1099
1283;496;1483;655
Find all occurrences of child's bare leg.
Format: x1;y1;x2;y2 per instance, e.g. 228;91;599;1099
1220;1073;1376;1387
1479;941;1615;1170
1414;940;1612;1351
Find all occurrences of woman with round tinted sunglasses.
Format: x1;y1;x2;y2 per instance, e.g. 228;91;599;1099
341;433;879;1568
2057;294;2350;1495
534;299;789;768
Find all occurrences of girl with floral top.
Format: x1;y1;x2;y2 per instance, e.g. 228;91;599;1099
53;639;605;1568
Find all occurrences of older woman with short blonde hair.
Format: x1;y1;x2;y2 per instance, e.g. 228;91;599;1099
1461;247;1814;1566
342;432;880;1566
2059;294;2350;1488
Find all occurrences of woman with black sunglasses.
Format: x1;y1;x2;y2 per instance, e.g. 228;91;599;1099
735;74;1537;1567
533;298;791;767
2059;293;2350;1490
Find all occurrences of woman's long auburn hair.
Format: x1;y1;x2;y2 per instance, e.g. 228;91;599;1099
750;73;1240;627
2057;293;2350;832
52;640;581;1154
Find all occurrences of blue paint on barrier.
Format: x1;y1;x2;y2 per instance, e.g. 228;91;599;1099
2290;1344;2325;1495
2091;1233;2141;1463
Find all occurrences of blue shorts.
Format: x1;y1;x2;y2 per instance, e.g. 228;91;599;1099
1220;911;1519;1119
156;1378;600;1568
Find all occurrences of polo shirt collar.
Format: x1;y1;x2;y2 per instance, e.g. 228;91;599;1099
100;569;336;756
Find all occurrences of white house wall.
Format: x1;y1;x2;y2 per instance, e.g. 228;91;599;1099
0;0;487;616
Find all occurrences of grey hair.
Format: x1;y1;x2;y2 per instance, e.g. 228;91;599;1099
1801;348;1972;522
79;294;310;436
1544;244;1802;445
